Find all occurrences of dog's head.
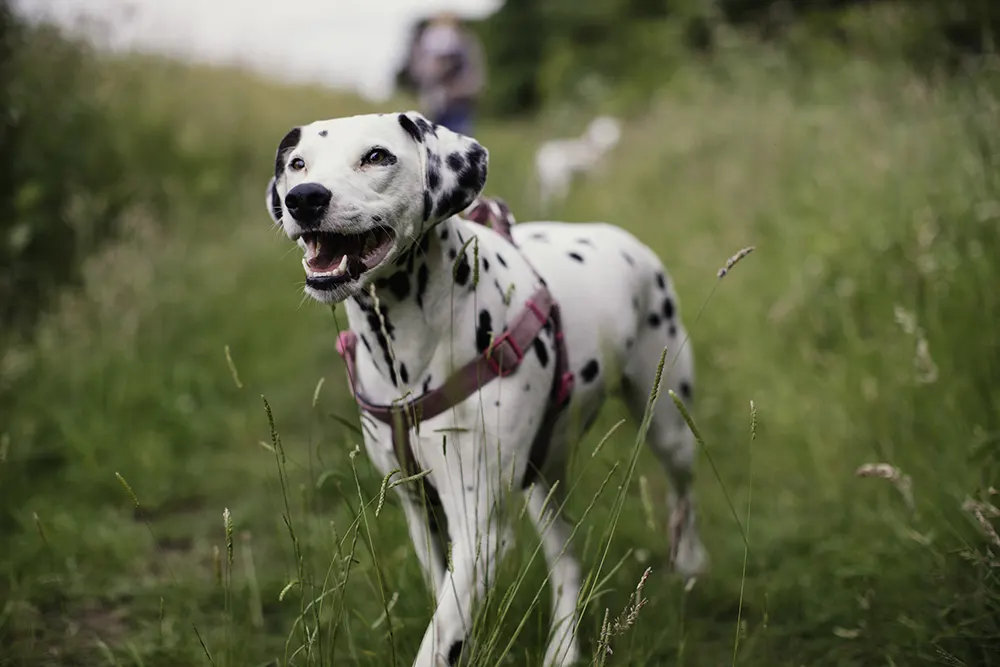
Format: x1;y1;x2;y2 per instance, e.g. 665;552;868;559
266;111;488;303
585;116;621;153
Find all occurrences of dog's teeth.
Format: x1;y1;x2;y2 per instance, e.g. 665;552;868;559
330;254;349;276
314;237;322;256
363;232;383;261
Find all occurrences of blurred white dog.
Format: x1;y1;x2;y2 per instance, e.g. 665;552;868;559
534;116;622;208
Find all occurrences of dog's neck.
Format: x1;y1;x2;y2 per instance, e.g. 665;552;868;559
341;215;487;399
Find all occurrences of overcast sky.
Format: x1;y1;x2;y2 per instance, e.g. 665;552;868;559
17;0;500;100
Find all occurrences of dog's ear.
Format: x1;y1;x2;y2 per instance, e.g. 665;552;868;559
267;126;302;225
397;111;488;224
266;177;282;225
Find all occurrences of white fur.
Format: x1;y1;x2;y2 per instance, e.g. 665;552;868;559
534;116;622;209
266;111;706;667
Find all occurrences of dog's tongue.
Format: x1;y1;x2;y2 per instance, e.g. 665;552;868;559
307;251;346;273
302;228;393;279
305;232;368;273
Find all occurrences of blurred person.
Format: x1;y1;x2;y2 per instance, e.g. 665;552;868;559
407;12;485;135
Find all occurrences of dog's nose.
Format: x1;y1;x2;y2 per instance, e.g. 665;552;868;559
285;183;332;227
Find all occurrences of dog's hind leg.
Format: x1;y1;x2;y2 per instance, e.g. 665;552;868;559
524;480;581;667
621;274;708;579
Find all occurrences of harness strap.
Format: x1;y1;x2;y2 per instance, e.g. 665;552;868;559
337;285;566;482
335;197;574;497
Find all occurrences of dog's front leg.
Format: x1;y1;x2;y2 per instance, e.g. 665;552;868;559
399;494;448;601
411;491;508;667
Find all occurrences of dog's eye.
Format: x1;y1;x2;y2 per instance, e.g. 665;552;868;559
289;157;306;171
361;148;391;166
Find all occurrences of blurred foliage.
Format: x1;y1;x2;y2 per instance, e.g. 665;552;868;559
0;2;266;370
0;4;135;351
475;0;1000;116
1;2;999;663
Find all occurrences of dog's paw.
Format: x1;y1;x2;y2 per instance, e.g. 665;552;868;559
668;500;709;579
672;529;709;580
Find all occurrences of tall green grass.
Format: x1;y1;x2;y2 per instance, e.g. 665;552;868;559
2;32;999;667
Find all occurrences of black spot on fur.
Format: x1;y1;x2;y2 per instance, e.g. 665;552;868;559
388;271;410;300
318;129;328;137
422;191;433;222
454;252;471;286
656;272;666;290
439;226;449;241
398;114;423;143
273;127;301;178
422;376;432;394
449;248;457;260
496;254;507;268
416;263;429;308
482;256;490;272
632;297;640;311
447;152;465;172
662;298;675;320
372;214;382;223
360;334;373;353
361;302;397;386
494;279;506;302
568;252;585;263
626;337;635;348
581;359;600;383
532;338;549;367
679;380;693;400
467;143;487;165
476;310;493;353
523;383;531;392
669;324;677;337
428;163;441;191
372;334;397;385
415;116;434;138
621;251;634;266
457;145;486;191
417;230;432;255
435;188;465;220
648;313;662;327
577;238;594;246
447;641;464;666
530;232;548;242
542;319;553;336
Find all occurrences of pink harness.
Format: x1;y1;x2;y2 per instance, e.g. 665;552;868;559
335;198;575;498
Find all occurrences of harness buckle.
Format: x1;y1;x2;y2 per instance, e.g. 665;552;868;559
487;332;524;377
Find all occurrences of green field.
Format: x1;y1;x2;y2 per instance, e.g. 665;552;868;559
2;31;1000;667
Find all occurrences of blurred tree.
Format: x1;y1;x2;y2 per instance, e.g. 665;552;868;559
475;0;546;116
474;0;1000;116
0;4;134;355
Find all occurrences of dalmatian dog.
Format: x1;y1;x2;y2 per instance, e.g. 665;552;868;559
265;111;706;667
535;115;622;208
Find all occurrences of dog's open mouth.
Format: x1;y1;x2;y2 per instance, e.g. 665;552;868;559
301;228;394;287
